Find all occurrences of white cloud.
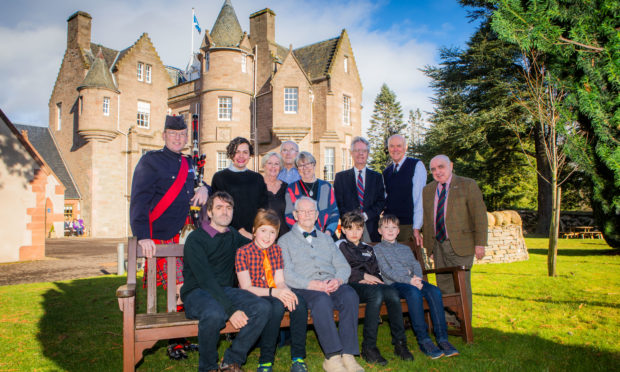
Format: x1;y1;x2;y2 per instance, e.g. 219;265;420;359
0;0;440;133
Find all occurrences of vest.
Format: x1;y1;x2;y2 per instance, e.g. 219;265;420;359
383;157;418;222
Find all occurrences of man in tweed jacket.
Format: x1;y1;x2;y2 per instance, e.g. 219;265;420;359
279;197;364;372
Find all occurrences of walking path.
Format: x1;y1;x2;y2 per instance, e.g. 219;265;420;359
0;238;126;286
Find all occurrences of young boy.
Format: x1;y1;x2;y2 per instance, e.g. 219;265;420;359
337;211;414;365
236;209;309;372
373;215;459;359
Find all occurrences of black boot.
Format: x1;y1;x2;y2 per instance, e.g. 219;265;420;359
394;340;414;361
361;346;388;366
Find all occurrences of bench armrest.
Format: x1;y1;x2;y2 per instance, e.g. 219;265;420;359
423;265;469;275
116;283;136;298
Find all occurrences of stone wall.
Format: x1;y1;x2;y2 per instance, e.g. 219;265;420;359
477;225;529;264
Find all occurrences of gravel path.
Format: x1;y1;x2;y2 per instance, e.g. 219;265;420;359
0;238;127;286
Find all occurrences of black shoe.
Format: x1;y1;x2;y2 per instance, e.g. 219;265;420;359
361;346;388;366
394;340;414;361
167;343;188;360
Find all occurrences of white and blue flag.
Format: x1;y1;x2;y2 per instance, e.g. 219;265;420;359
193;14;201;34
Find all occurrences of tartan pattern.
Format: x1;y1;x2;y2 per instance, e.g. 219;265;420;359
235;241;283;288
356;170;364;209
435;183;447;242
142;235;184;289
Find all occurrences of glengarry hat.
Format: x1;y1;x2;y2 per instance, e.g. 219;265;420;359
164;115;187;130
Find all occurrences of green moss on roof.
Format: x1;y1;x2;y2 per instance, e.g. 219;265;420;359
84;42;118;68
211;0;243;47
293;36;340;80
78;50;117;91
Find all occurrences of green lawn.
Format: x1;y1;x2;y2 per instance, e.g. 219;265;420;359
0;238;618;371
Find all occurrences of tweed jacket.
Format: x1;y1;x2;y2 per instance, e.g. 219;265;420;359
422;174;488;256
278;224;351;289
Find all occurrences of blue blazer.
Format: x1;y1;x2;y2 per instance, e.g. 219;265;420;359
334;168;385;242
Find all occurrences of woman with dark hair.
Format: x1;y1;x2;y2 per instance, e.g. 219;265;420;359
211;137;267;239
284;151;340;238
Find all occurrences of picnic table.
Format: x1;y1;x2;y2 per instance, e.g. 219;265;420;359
561;226;603;239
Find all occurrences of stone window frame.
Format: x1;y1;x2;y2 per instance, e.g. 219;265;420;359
137;100;150;128
241;54;247;73
103;97;110;116
343;95;351;125
325;147;335;181
344;56;349;73
284;87;298;114
64;205;73;219
218;97;232;121
217;151;231;171
145;64;152;83
137;62;144;81
56;102;62;131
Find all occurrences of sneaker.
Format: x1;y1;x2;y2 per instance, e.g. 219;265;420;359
220;362;243;372
166;343;187;360
361;346;387;366
322;355;347;372
257;362;273;372
290;358;308;372
393;340;414;361
419;341;444;359
341;354;365;372
182;339;199;352
438;341;459;357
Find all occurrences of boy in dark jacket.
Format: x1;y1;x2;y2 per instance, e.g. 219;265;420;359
337;211;414;365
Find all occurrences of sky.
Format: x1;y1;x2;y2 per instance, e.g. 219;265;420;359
0;0;480;133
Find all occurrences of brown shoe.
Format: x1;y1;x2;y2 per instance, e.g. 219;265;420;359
219;362;242;372
322;355;348;372
341;354;364;372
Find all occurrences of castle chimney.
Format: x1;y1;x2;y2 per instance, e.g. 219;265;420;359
249;8;275;45
67;11;92;50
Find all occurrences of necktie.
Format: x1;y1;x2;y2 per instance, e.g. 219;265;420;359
262;250;276;288
303;230;317;238
394;163;399;174
356;170;364;210
436;183;447;242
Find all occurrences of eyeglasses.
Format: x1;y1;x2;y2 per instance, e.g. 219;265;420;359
165;131;188;138
352;149;368;154
298;162;315;169
295;209;317;216
281;149;298;154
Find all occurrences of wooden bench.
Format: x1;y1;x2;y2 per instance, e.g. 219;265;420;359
117;237;472;371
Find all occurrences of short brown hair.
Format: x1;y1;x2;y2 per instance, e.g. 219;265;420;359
341;211;364;230
206;191;234;212
252;208;281;234
378;214;400;228
226;137;254;159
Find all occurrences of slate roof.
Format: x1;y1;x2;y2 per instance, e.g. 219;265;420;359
13;124;81;199
210;0;243;47
83;42;119;69
79;49;118;91
293;36;340;80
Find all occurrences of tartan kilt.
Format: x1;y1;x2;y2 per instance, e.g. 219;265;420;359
142;235;184;289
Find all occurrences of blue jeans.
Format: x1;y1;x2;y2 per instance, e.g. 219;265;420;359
184;287;270;371
391;281;448;345
294;285;360;356
258;295;308;364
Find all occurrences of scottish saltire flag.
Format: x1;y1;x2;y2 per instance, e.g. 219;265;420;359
193;14;201;33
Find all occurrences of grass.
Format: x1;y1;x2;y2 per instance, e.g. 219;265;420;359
0;237;618;371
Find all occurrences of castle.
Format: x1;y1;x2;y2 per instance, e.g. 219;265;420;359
46;0;362;237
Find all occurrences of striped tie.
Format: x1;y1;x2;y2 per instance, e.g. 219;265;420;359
357;170;364;210
435;183;447;242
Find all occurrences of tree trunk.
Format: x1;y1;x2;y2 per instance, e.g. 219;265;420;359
548;185;560;276
534;125;552;235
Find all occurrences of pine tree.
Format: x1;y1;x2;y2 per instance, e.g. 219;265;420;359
367;84;406;172
406;108;426;158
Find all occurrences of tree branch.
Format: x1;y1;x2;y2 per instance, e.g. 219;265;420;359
557;36;604;52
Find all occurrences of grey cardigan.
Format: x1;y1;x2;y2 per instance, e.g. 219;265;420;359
373;240;423;285
278;224;351;289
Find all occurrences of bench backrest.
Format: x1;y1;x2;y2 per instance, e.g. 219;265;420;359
127;237;185;314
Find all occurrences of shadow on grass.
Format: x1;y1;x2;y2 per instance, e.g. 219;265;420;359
37;276;126;371
528;248;619;257
475;292;620;310
34;277;619;371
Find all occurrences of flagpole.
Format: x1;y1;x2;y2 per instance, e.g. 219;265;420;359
191;8;195;57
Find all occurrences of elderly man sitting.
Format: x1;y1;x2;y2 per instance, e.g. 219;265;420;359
279;197;363;372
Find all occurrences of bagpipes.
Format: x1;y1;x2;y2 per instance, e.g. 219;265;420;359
182;114;206;241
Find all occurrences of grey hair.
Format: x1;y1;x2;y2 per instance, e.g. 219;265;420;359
387;134;406;146
350;136;369;151
280;140;299;152
430;154;451;165
261;152;283;171
295;151;316;167
294;196;318;211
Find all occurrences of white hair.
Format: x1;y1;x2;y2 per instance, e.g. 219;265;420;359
280;140;299;152
350;136;369;151
430;154;451;165
294;196;317;211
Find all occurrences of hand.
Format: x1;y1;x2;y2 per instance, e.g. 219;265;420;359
229;310;248;329
190;185;209;206
475;246;485;260
413;229;423;247
307;280;328;292
274;288;298;311
325;279;341;293
410;276;423;290
362;273;384;285
138;239;156;258
238;228;253;240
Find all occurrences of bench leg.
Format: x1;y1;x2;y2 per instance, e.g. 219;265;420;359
456;272;473;343
121;297;136;372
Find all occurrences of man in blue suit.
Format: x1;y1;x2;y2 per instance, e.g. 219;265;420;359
334;136;385;242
